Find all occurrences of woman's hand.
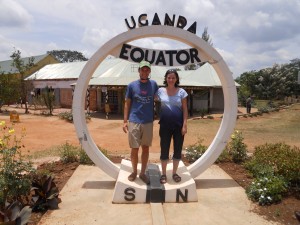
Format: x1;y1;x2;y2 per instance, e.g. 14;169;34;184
181;124;187;135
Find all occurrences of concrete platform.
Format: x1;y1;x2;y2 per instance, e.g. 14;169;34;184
38;164;276;225
113;159;197;203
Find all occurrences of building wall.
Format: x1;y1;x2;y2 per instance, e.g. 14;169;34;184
32;80;76;89
88;89;97;111
187;88;224;113
60;88;98;111
25;55;59;77
54;89;60;106
191;89;209;112
60;88;73;108
30;81;226;113
211;88;224;112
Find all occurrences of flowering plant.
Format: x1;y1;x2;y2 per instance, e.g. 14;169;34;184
227;130;248;163
185;138;207;163
0;120;34;208
246;176;288;205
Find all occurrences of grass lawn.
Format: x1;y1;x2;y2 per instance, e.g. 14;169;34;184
187;103;300;152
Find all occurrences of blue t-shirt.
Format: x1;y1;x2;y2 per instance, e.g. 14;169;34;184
125;79;158;124
157;87;188;128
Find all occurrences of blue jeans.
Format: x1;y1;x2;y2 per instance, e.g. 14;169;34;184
159;125;184;161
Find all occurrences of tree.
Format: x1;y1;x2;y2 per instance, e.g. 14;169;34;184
235;71;260;105
202;27;213;46
0;73;20;112
10;50;35;114
47;50;88;63
185;27;213;70
41;86;55;115
235;58;300;102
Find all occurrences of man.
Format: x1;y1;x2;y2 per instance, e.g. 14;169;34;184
246;96;252;114
123;61;158;184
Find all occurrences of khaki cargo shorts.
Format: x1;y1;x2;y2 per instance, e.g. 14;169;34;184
128;122;153;148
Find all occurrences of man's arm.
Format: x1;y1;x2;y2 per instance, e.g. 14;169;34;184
123;98;131;133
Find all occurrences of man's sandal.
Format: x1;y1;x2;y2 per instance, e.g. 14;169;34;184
128;172;137;181
172;173;181;183
160;175;167;184
139;173;150;184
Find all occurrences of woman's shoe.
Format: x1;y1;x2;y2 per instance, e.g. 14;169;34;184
172;173;181;183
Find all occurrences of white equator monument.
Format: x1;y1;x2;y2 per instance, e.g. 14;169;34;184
72;23;237;203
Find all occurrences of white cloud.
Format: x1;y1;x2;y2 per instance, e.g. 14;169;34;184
247;11;271;29
184;0;214;17
1;0;300;78
0;0;32;27
0;35;15;60
82;28;117;49
47;42;59;51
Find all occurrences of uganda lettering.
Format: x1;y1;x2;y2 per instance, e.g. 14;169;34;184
125;13;197;34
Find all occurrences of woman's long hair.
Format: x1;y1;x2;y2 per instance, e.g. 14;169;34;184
163;69;180;87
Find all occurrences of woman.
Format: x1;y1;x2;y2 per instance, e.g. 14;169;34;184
156;69;188;184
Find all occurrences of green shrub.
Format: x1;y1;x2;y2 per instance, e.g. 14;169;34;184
258;107;270;113
0;121;35;208
78;148;94;165
0;121;62;218
184;139;207;163
42;86;55;115
198;109;208;119
97;145;109;158
246;143;300;184
185;137;237;164
227;130;248;163
58;111;74;123
244;162;274;178
215;148;232;163
0;201;32;224
59;142;79;163
31;174;59;212
207;115;214;119
58;111;91;123
58;143;109;165
246;176;288;205
35;168;52;177
256;111;263;116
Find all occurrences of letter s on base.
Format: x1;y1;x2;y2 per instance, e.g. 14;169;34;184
124;187;136;201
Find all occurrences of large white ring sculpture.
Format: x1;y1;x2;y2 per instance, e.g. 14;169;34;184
72;25;237;179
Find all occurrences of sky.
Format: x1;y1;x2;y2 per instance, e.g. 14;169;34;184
0;0;300;78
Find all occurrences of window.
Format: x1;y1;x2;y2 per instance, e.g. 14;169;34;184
102;90;118;104
101;90;119;112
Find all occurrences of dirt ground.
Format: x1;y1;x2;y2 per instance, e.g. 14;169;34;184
0;105;257;156
0;107;138;156
1;105;300;225
0;106;222;156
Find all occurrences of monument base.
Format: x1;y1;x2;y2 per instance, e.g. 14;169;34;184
112;159;197;203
